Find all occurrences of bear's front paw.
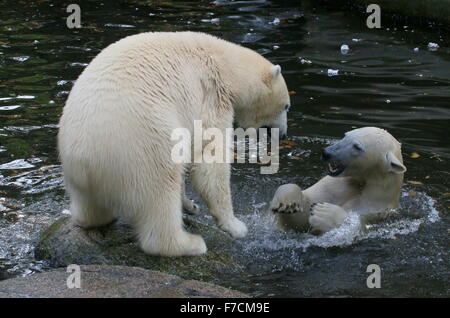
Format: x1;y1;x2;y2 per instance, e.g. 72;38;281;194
309;202;348;234
140;232;207;257
219;216;248;239
270;183;304;214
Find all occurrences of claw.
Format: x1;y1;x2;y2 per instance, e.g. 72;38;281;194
273;207;300;215
310;203;318;215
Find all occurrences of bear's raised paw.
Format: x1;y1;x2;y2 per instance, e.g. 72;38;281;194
270;183;304;214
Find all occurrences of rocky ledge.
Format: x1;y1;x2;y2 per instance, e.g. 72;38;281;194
34;216;244;282
0;265;248;298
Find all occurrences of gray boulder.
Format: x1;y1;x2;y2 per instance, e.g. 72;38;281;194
0;265;248;298
35;216;244;282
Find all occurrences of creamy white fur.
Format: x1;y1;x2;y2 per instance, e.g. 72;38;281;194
271;127;406;234
58;31;290;256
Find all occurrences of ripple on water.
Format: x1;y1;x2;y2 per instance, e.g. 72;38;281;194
0;165;63;194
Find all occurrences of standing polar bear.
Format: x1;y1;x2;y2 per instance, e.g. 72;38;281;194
270;127;406;234
58;32;290;256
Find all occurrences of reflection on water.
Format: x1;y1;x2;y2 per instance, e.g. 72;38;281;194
0;0;448;297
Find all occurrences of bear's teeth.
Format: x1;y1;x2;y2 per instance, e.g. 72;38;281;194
328;163;337;172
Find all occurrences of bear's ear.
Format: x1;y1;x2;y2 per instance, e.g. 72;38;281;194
386;152;406;174
271;65;281;79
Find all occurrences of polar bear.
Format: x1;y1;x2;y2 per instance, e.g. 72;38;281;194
58;32;290;256
270;127;406;234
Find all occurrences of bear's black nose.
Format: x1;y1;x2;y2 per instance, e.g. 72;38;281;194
321;149;331;161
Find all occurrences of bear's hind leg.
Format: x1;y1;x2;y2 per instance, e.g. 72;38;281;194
68;186;116;229
134;182;206;257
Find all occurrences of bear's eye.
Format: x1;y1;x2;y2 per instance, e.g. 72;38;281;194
353;143;363;151
284;104;290;111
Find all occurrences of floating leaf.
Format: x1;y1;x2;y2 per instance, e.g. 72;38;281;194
407;180;423;185
280;140;297;147
288;91;297;95
410;152;420;159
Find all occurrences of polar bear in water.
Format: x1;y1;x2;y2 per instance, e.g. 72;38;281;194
270;127;406;234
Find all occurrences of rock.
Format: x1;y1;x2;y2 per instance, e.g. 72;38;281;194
0;265;248;298
35;217;244;282
0;268;11;281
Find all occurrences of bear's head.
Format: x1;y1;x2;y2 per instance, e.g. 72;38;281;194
321;127;406;179
233;64;290;139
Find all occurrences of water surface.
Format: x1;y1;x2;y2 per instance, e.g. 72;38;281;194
0;0;448;297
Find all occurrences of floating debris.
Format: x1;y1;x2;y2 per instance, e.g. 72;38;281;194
413;47;419;52
69;62;88;67
327;69;339;76
408;180;423;185
340;44;349;54
269;17;280;25
10;56;29;62
298;57;312;64
427;42;439;51
56;80;70;86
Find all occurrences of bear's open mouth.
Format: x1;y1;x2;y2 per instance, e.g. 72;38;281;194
326;161;346;177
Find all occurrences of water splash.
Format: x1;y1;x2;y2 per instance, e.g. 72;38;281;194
238;190;440;271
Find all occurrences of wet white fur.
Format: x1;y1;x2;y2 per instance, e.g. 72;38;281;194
271;127;406;234
58;31;290;256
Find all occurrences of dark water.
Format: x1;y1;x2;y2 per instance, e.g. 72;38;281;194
0;0;448;297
